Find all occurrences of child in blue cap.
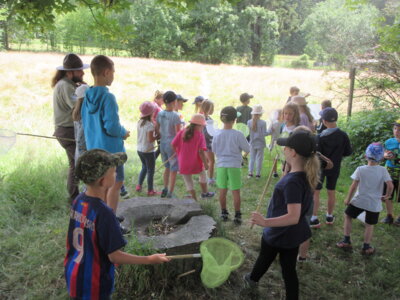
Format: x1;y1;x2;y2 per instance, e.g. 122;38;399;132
336;143;393;255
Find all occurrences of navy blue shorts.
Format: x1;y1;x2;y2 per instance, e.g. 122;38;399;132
345;204;379;225
316;172;339;190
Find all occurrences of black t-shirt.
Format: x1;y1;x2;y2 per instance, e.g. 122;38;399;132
262;172;312;248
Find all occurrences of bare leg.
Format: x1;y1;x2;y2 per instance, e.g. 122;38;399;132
298;239;310;259
188;189;197;201
169;171;177;193
200;182;208;193
106;181;123;212
364;224;374;244
327;189;336;215
206;152;215;179
344;214;352;236
385;199;394;216
163;168;170;190
232;189;241;211
313;190;321;216
219;188;228;210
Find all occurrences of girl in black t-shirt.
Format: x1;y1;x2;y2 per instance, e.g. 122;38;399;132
245;130;320;300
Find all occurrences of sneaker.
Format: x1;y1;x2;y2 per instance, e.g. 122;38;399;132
166;192;176;198
120;224;131;235
336;240;352;250
161;188;168;198
273;172;279;178
255;175;261;179
381;215;394;224
297;256;307;262
233;212;242;225
361;246;375;255
392;216;400;226
208;178;216;185
220;210;229;221
120;190;130;199
326;215;335;225
147;190;162;196
201;192;215;198
247;174;253;179
135;184;142;192
310;218;321;228
243;273;258;289
116;215;125;223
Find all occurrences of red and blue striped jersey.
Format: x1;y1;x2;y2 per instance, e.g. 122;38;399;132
64;193;126;300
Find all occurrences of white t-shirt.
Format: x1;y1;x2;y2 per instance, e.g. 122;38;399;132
212;129;250;168
350;165;392;212
137;120;155;152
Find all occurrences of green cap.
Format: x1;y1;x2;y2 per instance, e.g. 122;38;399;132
75;149;127;184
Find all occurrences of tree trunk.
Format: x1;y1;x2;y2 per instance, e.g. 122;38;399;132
0;20;9;50
251;21;261;65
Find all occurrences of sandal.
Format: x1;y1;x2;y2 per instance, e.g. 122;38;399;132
361;246;375;255
336;241;352;249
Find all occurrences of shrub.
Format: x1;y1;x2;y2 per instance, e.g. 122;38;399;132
339;109;399;166
290;54;309;68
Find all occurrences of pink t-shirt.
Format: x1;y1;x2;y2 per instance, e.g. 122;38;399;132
172;129;206;174
152;104;162;126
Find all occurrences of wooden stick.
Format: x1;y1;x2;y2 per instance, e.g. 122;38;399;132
16;132;75;142
177;269;197;279
250;154;279;229
166;253;201;259
155;153;177;173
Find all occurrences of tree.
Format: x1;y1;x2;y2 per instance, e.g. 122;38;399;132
302;0;380;68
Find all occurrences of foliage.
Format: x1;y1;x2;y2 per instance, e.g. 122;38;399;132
290;53;310;68
302;0;380;68
339;108;399;165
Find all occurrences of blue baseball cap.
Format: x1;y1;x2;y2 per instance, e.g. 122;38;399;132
366;143;384;162
193;96;204;104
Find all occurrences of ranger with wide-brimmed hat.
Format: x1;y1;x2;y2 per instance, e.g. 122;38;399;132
51;53;89;203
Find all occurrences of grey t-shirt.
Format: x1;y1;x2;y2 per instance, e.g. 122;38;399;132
212;129;250;168
156;110;181;145
53;77;77;127
350;165;392;212
247;119;268;149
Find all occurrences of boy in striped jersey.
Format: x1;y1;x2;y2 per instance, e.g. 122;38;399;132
64;149;169;300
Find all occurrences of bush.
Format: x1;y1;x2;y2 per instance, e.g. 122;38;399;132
339;109;399;166
290;54;309;68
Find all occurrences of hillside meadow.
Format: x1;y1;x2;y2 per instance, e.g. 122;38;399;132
1;51;399;299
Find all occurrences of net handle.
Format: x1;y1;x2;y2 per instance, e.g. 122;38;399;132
166;253;201;260
250;154;279;229
16;132;75;142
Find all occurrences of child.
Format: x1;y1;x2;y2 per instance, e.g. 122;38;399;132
291;96;315;132
247;104;268;179
65;149;169;300
337;143;393;255
316;99;332;134
212;106;250;225
236;92;253;126
72;84;89;163
286;86;310;103
172;114;215;200
136;101;160;196
81;55;130;216
175;94;188;128
268;109;284;177
381;119;400;224
245;130;319;299
281;102;300;134
193;95;204;113
200;99;216;185
156;91;181;198
152;90;164;160
311;107;352;227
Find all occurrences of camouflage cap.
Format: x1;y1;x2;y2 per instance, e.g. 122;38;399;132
75;149;127;184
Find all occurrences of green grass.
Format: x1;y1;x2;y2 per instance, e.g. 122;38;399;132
1;51;399;299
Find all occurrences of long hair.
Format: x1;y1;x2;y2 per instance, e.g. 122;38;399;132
72;98;84;121
301;105;314;123
51;70;67;88
183;123;196;142
139;115;151;127
200;99;214;116
251;114;260;132
283;102;300;126
303;154;321;189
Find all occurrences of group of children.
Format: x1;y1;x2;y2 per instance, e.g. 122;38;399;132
61;53;400;300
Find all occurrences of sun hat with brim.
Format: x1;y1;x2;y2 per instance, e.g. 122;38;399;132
251;104;264;115
75;149;127;184
277;130;317;157
56;53;89;71
193;95;205;104
366;142;384;162
190;114;206;126
139;101;156;118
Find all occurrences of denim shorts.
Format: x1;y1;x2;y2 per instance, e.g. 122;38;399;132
116;164;124;182
160;142;178;172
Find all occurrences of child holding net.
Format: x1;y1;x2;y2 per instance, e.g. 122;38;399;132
172;114;214;200
245;130;319;300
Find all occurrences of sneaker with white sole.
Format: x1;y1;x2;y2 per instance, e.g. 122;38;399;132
326;215;335;225
201;192;215;198
220;210;229;221
310;218;321;228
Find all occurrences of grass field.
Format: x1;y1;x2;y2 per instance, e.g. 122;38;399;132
1;51;399;299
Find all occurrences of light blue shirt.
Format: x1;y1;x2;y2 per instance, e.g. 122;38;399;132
156;110;181;145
